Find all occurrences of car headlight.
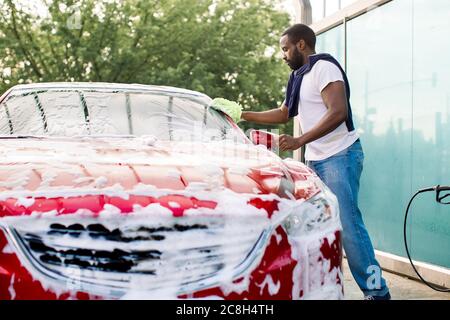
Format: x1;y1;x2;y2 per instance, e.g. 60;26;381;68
282;181;341;237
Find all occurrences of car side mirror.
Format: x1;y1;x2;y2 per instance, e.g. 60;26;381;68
249;130;279;152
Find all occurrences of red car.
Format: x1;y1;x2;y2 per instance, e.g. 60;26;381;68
0;83;342;300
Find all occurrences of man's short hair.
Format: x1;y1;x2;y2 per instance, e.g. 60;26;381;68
282;24;316;49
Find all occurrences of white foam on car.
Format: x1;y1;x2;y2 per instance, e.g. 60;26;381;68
15;197;35;208
0;136;342;299
257;274;281;296
2;243;14;254
0;184;342;300
8;274;16;300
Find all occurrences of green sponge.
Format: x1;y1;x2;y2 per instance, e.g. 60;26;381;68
210;98;243;123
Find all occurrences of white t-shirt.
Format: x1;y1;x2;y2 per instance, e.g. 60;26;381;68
295;59;359;161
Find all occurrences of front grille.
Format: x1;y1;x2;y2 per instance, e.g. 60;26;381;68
8;214;271;297
24;231;162;274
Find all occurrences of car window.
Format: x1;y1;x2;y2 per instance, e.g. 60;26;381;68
0;89;247;143
38;91;89;136
0;100;12;134
83;92;129;135
1;92;47;135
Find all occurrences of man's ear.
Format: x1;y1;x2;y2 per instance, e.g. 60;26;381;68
296;39;306;51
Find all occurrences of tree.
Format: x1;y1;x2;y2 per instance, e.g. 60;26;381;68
0;0;293;137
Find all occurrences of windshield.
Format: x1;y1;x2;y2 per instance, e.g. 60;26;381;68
0;89;247;143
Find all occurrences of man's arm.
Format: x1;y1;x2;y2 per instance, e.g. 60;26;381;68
279;81;348;151
241;104;289;124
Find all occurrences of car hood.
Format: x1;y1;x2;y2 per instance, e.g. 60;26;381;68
0;136;320;198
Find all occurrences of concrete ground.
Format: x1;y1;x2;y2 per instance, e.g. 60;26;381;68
342;258;450;300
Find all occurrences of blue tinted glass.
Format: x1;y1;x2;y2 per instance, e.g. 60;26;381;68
316;25;345;67
346;0;414;261
335;0;450;268
410;0;450;267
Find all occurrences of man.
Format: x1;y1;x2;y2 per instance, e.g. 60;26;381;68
241;24;391;300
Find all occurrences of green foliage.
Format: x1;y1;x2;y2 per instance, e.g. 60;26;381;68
0;0;293;136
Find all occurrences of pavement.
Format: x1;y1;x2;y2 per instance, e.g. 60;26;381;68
342;258;450;300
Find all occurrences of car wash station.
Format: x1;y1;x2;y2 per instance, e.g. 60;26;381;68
0;0;448;301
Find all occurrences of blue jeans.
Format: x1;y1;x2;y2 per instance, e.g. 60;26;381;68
307;140;389;297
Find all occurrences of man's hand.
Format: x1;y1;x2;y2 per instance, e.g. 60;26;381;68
279;134;304;151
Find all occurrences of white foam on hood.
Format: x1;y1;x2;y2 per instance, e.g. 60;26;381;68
0;137;276;171
166;169;182;179
94;176;108;188
73;177;95;184
15;197;35;207
168;201;180;208
0;171;31;190
40;171;58;188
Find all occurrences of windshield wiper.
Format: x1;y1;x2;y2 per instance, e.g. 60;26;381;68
0;135;44;139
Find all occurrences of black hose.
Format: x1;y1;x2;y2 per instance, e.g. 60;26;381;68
403;186;450;292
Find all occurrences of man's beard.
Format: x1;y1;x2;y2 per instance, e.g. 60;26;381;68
286;47;304;70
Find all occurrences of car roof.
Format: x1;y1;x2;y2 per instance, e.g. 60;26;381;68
8;82;211;100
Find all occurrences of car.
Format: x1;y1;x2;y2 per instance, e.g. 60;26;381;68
0;82;343;300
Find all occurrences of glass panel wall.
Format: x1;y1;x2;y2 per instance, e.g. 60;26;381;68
346;0;413;262
316;0;450;267
316;24;345;67
310;0;359;23
410;0;450;267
